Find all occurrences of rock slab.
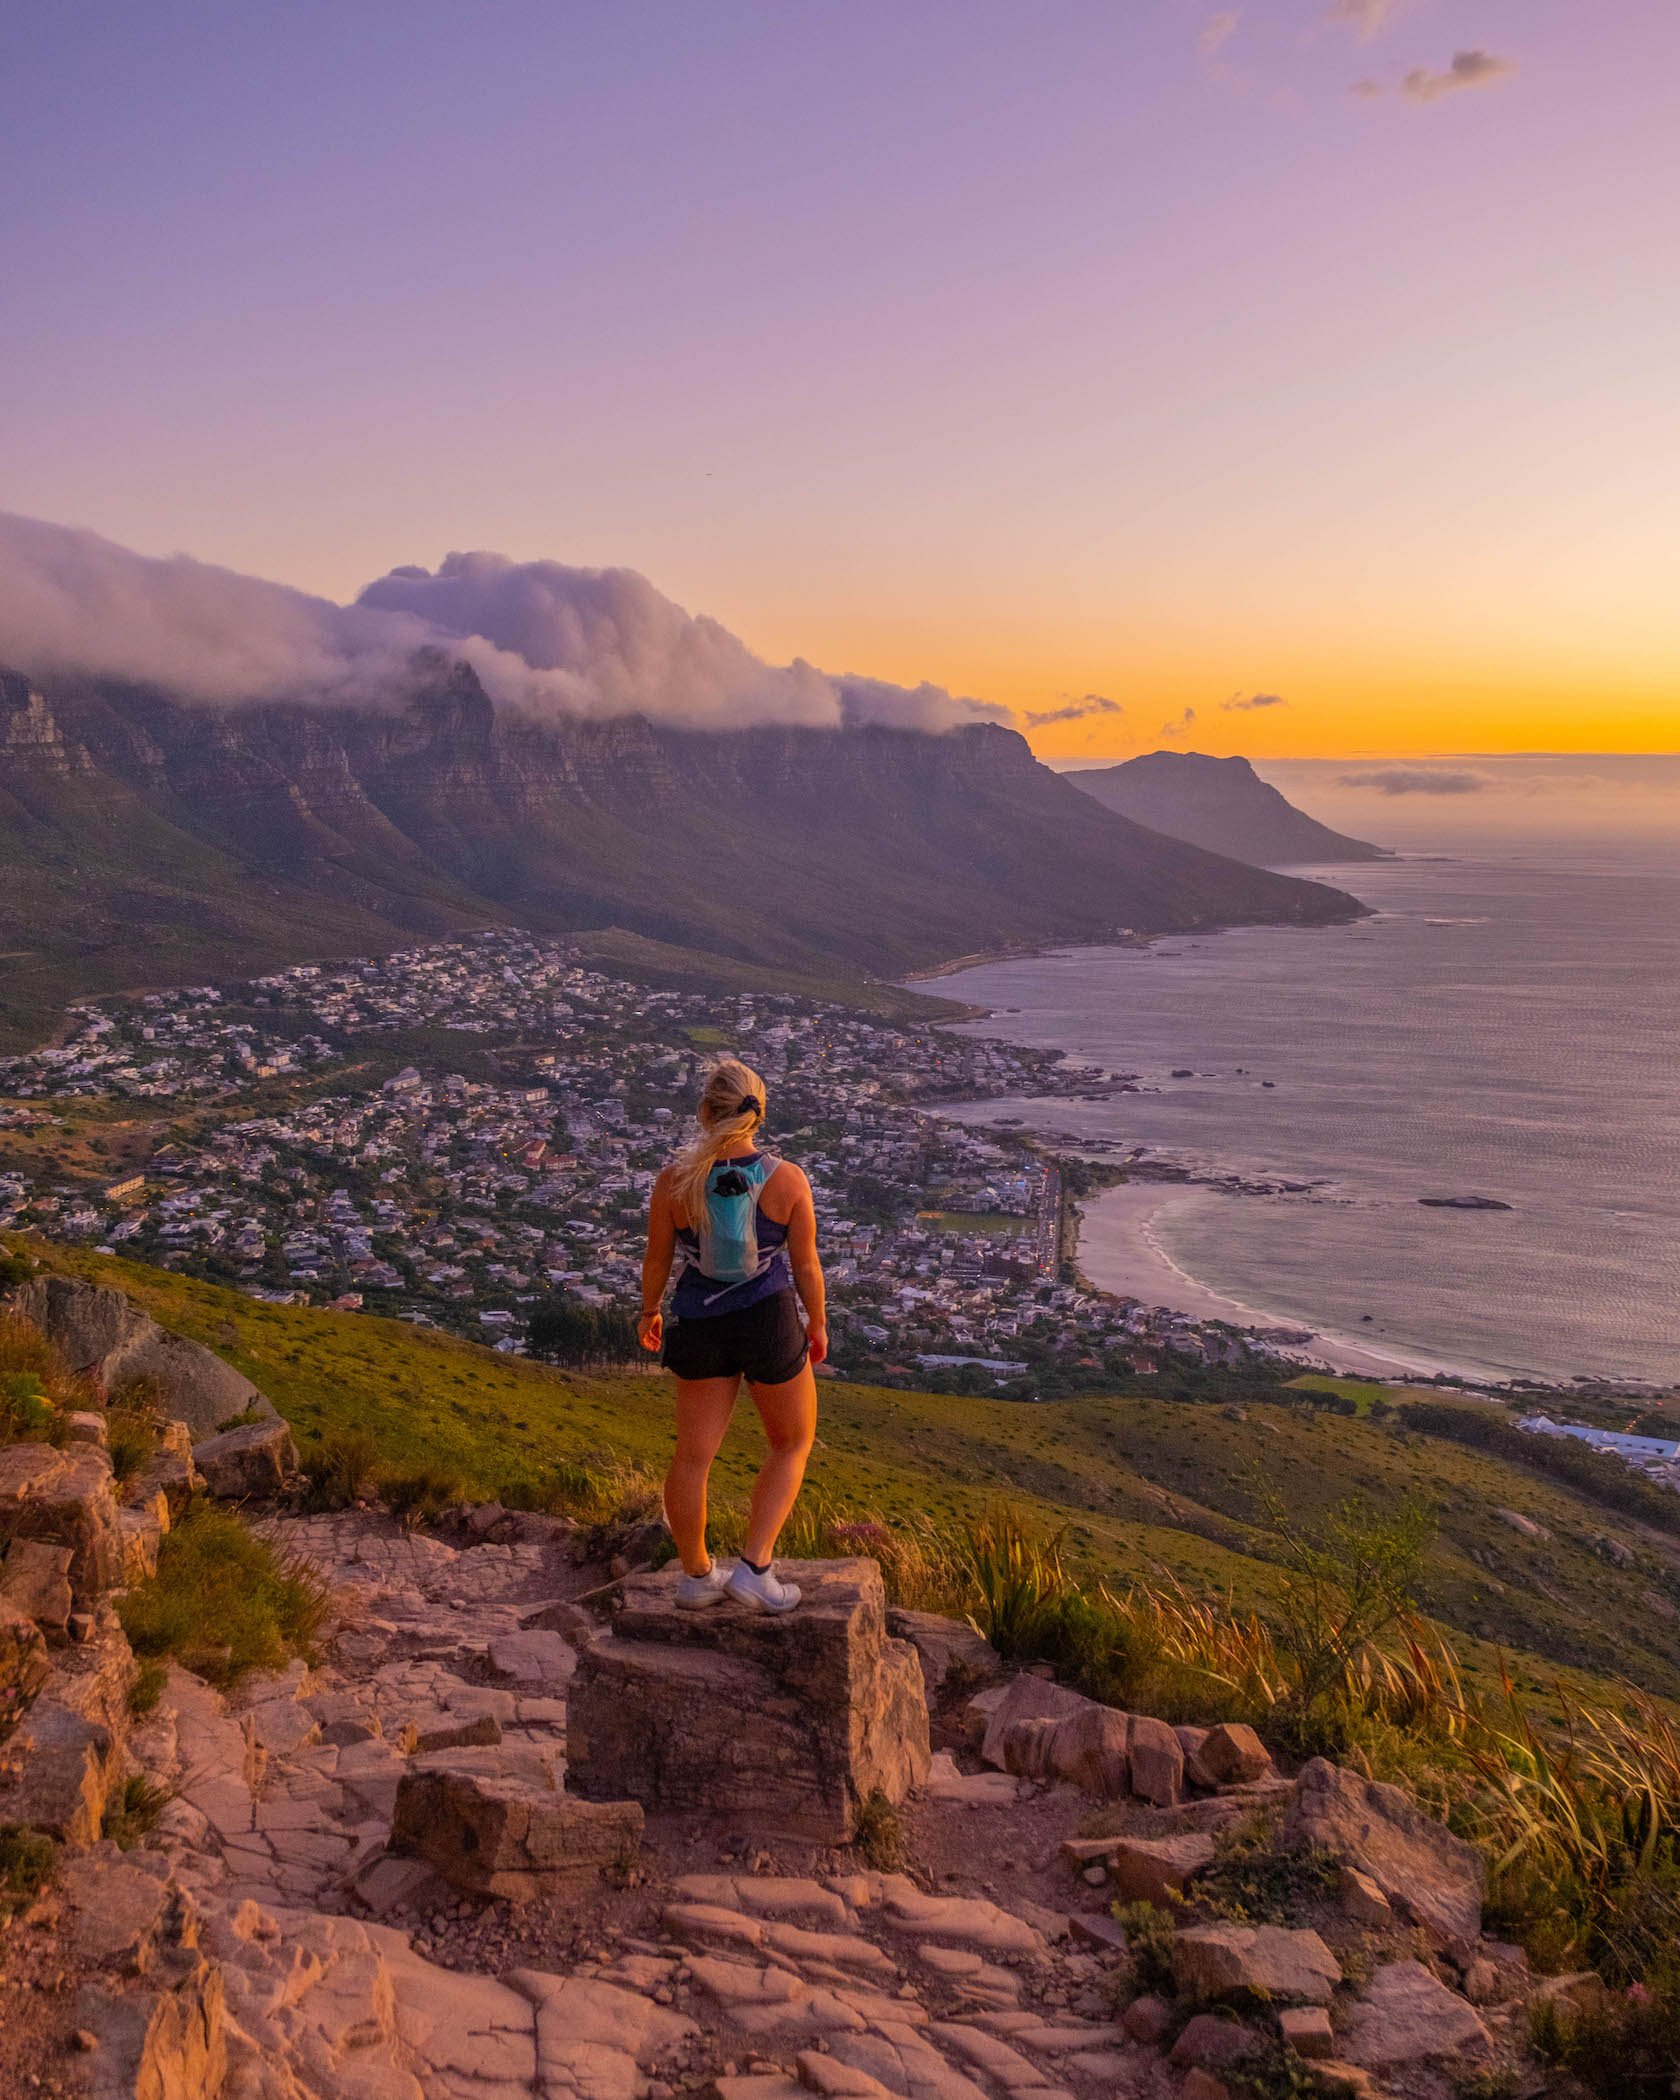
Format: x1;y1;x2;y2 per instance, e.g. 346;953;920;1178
390;1748;643;1898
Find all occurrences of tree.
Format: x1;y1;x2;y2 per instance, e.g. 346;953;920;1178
527;1292;639;1370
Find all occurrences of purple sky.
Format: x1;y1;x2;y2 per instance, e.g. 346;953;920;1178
3;1;1676;756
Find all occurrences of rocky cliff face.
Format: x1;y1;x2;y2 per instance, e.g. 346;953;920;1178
0;665;1365;1040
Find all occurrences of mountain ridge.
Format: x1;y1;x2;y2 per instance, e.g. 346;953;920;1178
1070;749;1388;866
0;663;1366;1046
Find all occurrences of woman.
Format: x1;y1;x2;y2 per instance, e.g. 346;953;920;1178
639;1057;826;1613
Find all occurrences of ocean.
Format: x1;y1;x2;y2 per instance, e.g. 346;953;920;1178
930;838;1680;1388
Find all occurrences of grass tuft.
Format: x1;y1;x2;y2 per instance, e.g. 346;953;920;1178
0;1824;56;1918
117;1501;331;1688
851;1791;906;1872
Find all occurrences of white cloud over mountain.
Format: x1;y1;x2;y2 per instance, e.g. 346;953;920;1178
0;513;1005;735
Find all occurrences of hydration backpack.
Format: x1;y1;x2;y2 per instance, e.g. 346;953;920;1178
697;1153;780;1285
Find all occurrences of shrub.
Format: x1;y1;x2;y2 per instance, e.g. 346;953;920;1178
382;1464;465;1533
106;1404;161;1484
118;1502;330;1688
1260;1489;1436;1754
1111;1898;1179;1995
0;1370;61;1444
1194;1816;1339;1926
299;1428;381;1510
0;1824;56;1917
1531;1964;1680;2100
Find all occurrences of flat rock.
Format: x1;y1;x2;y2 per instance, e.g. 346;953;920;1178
569;1559;929;1843
876;1880;1047;1959
923;1750;1021;1807
1284;1757;1485;1943
1171;1923;1341;2004
1342;1959;1492;2067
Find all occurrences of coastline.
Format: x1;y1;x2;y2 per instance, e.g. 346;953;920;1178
1073;1177;1535;1387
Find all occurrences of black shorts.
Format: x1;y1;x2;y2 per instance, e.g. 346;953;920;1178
662;1288;809;1385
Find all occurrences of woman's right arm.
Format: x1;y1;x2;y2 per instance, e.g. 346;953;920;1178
640;1170;676;1352
783;1168;828;1365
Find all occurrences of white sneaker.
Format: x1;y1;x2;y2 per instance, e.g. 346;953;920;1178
727;1562;802;1614
675;1560;732;1608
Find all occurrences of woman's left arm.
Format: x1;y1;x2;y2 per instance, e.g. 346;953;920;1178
640;1171;677;1352
783;1168;828;1365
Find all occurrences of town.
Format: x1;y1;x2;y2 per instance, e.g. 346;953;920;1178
0;933;1302;1395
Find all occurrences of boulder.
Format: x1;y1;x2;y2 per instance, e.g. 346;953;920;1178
1283;1758;1485;1943
1171;1924;1342;2004
1190;1722;1271;1788
1;1537;76;1640
11;1274;276;1437
886;1609;1004;1702
390;1748;644;1898
568;1559;930;1842
1103;1832;1216;1905
65;1411;108;1445
1342;1959;1491;2067
0;1606;50;1737
1169;2012;1256;2068
1126;1714;1184;1806
979;1671;1091;1769
0;1440;125;1603
1277;2005;1335;2059
191;1418;297;1501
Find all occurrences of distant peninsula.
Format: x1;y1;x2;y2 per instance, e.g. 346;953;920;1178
1068;750;1390;867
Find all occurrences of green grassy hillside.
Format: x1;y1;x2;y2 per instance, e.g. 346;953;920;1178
17;1238;1680;1711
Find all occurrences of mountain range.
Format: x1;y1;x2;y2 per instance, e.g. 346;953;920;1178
0;661;1364;1046
1069;750;1387;865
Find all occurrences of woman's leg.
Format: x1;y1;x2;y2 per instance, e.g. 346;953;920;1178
664;1375;740;1575
741;1363;818;1565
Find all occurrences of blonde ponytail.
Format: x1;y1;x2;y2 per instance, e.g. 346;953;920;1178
672;1057;768;1223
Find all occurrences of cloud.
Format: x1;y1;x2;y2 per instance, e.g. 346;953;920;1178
1325;0;1404;41
1159;707;1198;740
0;512;1003;735
1337;767;1491;795
1399;49;1516;102
1023;693;1124;729
1199;11;1240;58
1221;691;1287;713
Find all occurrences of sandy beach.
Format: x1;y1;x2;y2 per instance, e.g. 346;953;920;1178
1075;1180;1516;1384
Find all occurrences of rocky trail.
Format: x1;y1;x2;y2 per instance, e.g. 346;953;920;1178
1;1279;1569;2100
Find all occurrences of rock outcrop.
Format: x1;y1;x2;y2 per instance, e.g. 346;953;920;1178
9;1275;277;1437
0;1437;125;1609
569;1559;930;1842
